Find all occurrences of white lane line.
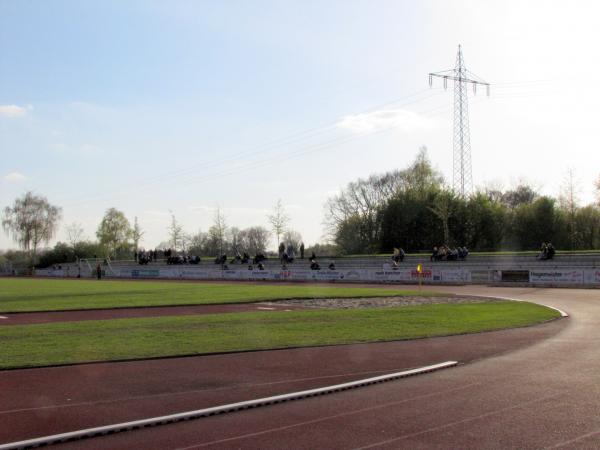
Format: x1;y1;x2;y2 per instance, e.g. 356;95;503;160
0;361;458;450
257;307;276;310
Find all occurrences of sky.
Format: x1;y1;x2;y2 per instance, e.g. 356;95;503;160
1;0;599;251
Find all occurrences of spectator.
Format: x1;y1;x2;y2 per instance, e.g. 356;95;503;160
300;242;305;260
430;246;439;262
328;262;336;270
96;264;102;280
278;242;285;262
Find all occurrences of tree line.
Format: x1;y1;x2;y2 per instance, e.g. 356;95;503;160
1;193;308;268
325;148;600;254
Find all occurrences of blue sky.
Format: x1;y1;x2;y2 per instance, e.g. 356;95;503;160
2;0;599;250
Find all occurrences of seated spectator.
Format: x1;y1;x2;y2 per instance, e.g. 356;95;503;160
310;259;320;270
458;247;469;260
430;246;439;262
392;247;405;264
547;243;556;260
538;243;548;260
253;253;267;264
310;251;317;261
248;264;253;270
241;252;250;264
447;248;458;261
328;262;336;270
257;262;265;270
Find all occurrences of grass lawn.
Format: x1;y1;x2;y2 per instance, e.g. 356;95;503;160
0;301;559;369
0;278;438;313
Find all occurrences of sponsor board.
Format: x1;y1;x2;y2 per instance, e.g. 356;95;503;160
130;269;160;278
178;270;213;279
248;270;274;280
584;269;600;284
440;269;472;282
372;269;413;282
470;270;490;283
529;270;583;284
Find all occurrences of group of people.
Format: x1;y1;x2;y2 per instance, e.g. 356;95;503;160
278;242;305;264
214;252;268;266
430;245;469;262
391;247;406;266
538;242;556;260
165;255;201;265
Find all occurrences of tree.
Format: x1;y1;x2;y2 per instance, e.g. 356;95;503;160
428;191;455;246
167;212;184;251
132;217;145;251
559;168;580;249
282;229;303;252
96;208;132;257
65;222;84;248
208;207;227;255
501;184;538;209
268;199;289;247
243;226;270;255
2;191;62;263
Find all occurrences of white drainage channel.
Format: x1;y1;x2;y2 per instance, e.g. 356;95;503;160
0;361;457;450
473;295;569;318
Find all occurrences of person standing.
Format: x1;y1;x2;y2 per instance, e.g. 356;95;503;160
300;242;305;260
96;264;102;280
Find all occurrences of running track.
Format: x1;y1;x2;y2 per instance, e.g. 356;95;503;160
1;285;598;449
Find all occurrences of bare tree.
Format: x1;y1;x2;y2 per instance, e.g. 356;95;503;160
65;222;85;248
132;217;145;251
244;226;269;255
428;192;454;246
559;168;581;249
282;229;303;252
167;212;184;251
210;207;227;255
268;199;289;247
2;191;62;263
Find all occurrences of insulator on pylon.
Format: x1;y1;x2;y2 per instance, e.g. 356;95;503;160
486;85;490;97
429;74;432;87
443;77;447;90
473;83;477;95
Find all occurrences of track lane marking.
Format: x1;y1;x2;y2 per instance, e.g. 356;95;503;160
175;383;481;450
0;367;408;415
547;429;600;448
352;393;564;450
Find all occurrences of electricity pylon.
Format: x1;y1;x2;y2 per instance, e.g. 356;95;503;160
429;45;490;198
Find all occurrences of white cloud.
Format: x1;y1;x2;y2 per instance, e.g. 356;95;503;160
337;109;433;134
4;171;27;182
0;104;31;118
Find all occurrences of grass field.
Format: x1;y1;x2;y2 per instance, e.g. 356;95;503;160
0;279;438;313
0;301;559;369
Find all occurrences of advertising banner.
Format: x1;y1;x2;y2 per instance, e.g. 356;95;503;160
440;269;472;282
529;270;584;284
130;269;160;278
584;269;600;285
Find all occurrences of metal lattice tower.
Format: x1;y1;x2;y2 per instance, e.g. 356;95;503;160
429;45;490;197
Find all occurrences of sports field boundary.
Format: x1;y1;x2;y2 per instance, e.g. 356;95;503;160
0;361;458;450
